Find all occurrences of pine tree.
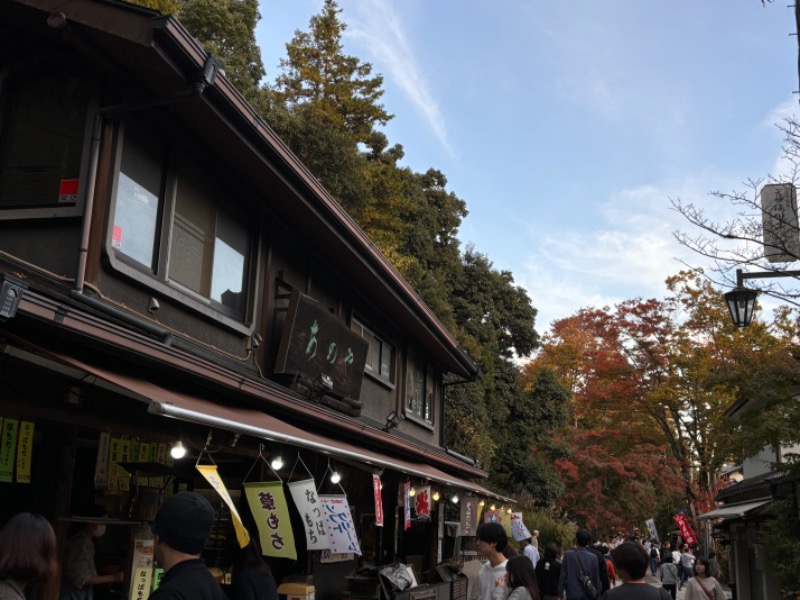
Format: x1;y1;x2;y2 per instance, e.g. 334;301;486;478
273;0;392;145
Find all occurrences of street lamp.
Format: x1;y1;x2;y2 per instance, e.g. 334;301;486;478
724;268;800;327
724;286;758;328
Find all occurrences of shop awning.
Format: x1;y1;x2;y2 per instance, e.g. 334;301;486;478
6;343;513;503
146;394;514;503
695;499;772;520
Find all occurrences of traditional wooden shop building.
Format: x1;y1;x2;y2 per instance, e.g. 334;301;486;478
0;0;509;597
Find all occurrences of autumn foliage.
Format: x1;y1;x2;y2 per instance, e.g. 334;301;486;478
526;271;800;536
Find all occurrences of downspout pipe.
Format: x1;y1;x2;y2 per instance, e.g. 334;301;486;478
72;54;222;344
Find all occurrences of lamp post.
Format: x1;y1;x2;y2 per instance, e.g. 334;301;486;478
724;268;800;327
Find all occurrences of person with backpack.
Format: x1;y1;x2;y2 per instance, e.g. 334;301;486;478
557;529;600;600
648;544;660;576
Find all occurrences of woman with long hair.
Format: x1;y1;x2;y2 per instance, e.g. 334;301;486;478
492;555;540;600
0;512;60;600
228;538;277;600
534;543;560;600
683;557;725;600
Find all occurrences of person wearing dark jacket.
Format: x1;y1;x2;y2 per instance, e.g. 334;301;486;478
229;539;277;600
535;543;561;600
587;542;609;594
558;530;600;600
600;543;666;600
150;492;227;600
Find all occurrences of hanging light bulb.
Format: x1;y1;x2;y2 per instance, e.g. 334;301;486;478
270;455;284;470
409;486;416;497
506;507;512;514
330;471;341;484
432;490;440;502
170;440;186;460
490;504;496;511
451;494;460;504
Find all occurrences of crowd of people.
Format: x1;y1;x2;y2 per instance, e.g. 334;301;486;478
475;524;726;600
1;501;726;600
0;494;278;600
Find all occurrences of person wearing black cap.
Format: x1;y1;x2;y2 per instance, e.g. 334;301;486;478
150;492;226;600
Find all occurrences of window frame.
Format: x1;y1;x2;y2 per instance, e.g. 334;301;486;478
404;349;435;428
0;67;95;220
104;118;259;334
350;317;396;389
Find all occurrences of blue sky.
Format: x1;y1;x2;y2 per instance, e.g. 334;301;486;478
255;1;797;334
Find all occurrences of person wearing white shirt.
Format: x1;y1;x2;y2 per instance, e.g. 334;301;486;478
522;537;540;568
476;523;509;600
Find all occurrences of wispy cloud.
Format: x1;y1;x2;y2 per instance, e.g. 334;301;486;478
341;1;453;155
516;174;751;334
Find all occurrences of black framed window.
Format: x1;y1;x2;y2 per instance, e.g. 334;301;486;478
351;318;395;383
0;69;90;216
406;351;432;424
109;118;252;321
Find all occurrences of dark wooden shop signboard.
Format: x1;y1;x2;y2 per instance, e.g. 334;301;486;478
275;291;368;401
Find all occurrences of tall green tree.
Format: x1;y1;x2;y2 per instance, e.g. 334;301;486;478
176;0;266;103
273;0;392;145
129;0;180;14
491;367;570;505
445;249;539;471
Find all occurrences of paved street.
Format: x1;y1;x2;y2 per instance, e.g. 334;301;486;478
642;570;732;600
643;569;685;599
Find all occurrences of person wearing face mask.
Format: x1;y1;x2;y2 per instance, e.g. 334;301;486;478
683;558;725;600
60;506;124;600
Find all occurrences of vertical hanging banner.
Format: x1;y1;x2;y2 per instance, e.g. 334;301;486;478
0;418;19;483
196;465;251;549
15;421;34;484
128;526;154;600
318;494;362;555
510;512;532;542
645;518;659;543
287;479;329;550
460;498;479;537
415;486;432;520
244;481;296;559
119;439;131;491
373;475;384;527
403;482;411;530
136;441;150;486
673;513;697;546
108;437;121;491
95;432;111;490
155;443;167;489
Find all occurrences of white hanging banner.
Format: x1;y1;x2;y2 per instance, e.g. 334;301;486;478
645;518;659;543
288;478;330;550
318;494;362;555
510;512;532;542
